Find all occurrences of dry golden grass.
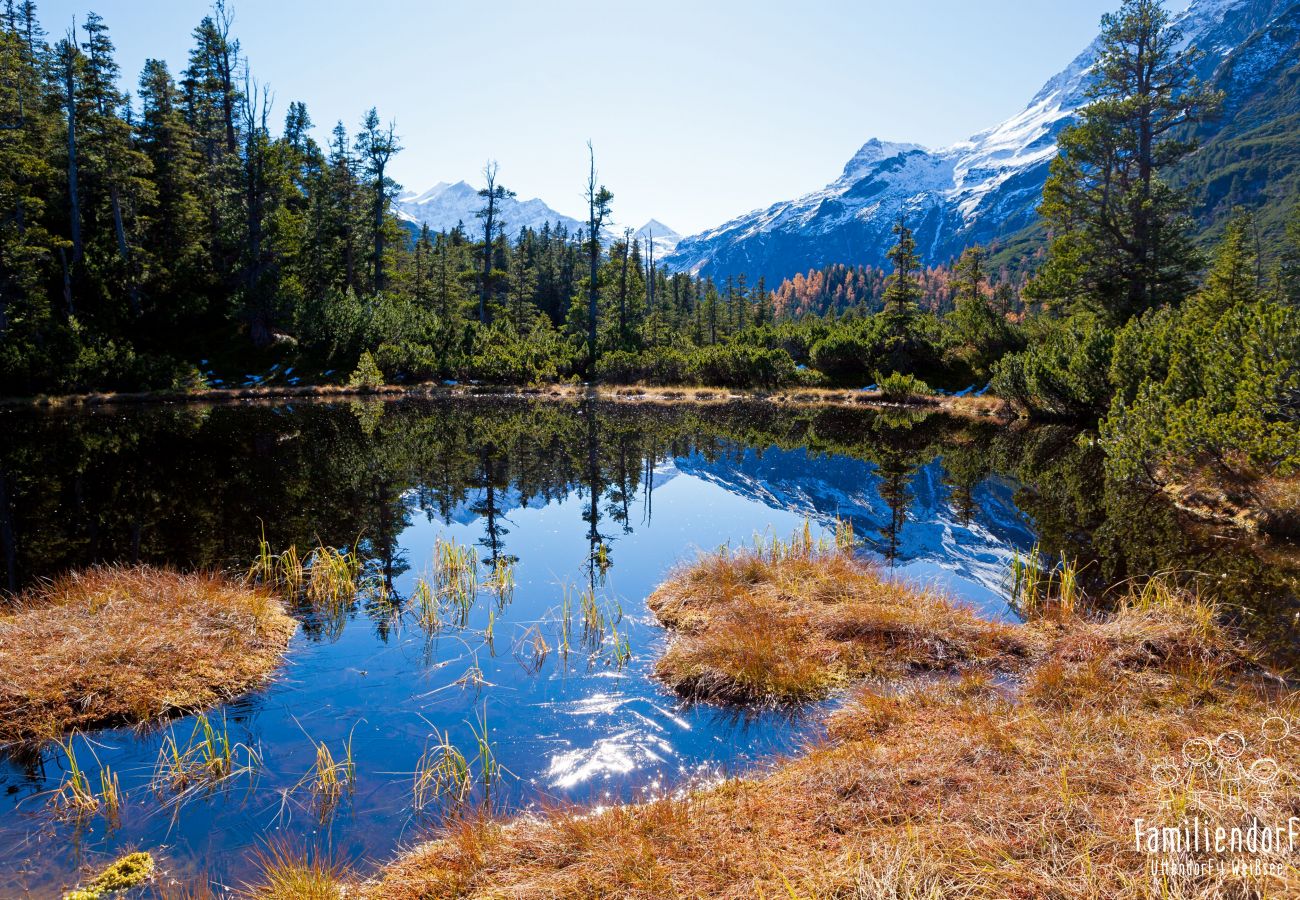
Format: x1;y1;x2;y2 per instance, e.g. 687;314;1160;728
0;565;296;744
647;533;1031;703
346;541;1298;900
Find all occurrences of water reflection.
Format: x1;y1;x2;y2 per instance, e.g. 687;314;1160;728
0;397;1295;893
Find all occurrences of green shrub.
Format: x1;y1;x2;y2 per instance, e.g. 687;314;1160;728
463;323;573;385
374;341;441;382
1104;299;1300;482
876;371;934;402
348;350;385;389
690;344;797;388
810;331;879;384
594;348;692;385
1103;216;1300;483
991;314;1115;419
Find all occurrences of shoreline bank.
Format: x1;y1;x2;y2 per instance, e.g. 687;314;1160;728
0;381;1014;421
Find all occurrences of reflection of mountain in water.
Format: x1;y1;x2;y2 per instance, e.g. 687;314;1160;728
406;466;685;528
674;447;1037;601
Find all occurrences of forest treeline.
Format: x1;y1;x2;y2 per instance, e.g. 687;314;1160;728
0;0;1297;503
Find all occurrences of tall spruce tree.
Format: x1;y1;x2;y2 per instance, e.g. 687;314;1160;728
136;58;204;320
1030;0;1220;322
356;108;400;294
583;142;612;368
475;161;513;323
881;217;921;326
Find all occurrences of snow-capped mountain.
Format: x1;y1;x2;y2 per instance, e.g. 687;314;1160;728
633;219;682;260
397;182;683;255
665;0;1295;283
396;181;586;238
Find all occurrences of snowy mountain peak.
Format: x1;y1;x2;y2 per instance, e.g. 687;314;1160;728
633;220;683;259
397;181;681;255
635;219;680;240
840;138;927;180
396;181;584;238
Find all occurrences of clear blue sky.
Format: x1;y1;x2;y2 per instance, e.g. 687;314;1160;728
35;0;1156;235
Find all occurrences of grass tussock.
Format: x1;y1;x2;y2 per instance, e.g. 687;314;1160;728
353;530;1296;899
647;523;1031;704
239;843;348;899
0;565;296;745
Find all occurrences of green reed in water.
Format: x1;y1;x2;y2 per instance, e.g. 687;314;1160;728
52;736;122;826
152;713;260;799
412;574;439;631
488;556;516;609
412;730;472;812
1006;542;1088;620
296;729;356;822
435;537;478;624
469;706;511;808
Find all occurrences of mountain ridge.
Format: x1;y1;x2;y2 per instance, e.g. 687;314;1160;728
664;0;1298;284
396;181;682;255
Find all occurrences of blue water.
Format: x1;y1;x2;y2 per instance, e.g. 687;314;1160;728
0;401;1042;895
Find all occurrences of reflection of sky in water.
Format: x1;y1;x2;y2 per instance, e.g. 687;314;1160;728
1;437;1039;895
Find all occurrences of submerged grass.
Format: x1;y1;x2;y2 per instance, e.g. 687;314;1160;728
353;527;1292;899
0;566;296;745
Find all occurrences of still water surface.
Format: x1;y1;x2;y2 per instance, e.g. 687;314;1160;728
0;397;1293;894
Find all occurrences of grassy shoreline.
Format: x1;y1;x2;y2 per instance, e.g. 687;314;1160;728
0;381;1013;421
345;535;1296;899
0;566;296;745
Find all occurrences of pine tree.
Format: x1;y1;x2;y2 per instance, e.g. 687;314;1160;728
1030;0;1220;322
182;7;244;287
356;108;400;294
1275;202;1300;307
881;217;921;327
79;13;152;320
475;160;513;323
136;58;204;319
54;33;82;313
0;9;59;365
754;276;773;325
582;142;612;368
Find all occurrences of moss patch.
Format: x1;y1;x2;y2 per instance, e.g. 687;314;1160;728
63;851;154;899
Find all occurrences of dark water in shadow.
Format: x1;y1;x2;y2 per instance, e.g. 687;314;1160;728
0;397;1295;894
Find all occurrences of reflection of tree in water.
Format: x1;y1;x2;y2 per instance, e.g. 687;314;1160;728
989;425;1300;668
471;446;515;569
582;401;614;588
860;413;936;564
873;457;911;564
2;397;1295;667
940;440;990;526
